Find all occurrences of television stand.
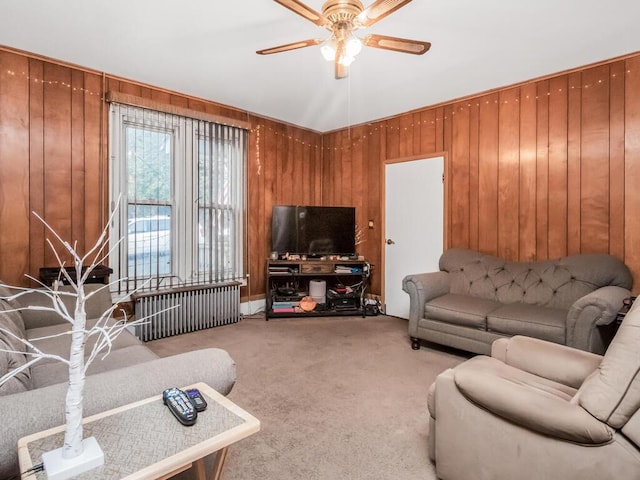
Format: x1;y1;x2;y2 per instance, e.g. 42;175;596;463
265;258;370;319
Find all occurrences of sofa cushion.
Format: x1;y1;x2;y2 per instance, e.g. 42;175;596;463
0;299;26;353
17;284;114;330
26;318;142;364
31;344;159;389
0;338;31;394
425;293;501;329
487;303;566;344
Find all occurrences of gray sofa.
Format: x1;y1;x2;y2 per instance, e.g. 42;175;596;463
0;284;236;480
402;248;632;355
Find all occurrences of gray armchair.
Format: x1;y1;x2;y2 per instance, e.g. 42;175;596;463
427;300;640;479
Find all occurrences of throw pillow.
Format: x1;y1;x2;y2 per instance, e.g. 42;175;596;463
0;338;30;395
0;299;26;353
0;283;20;308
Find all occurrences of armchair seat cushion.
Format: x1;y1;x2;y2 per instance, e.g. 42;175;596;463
425;293;501;329
487;303;567;343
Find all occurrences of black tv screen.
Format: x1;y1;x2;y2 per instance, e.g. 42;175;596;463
271;205;356;257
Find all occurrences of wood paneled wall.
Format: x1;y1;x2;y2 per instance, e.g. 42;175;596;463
0;48;322;300
3;46;640;299
323;53;640;294
0;52;105;287
246;117;323;299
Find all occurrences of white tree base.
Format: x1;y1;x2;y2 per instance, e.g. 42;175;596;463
42;436;104;480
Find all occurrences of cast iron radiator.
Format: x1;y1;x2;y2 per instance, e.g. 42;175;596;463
132;282;241;341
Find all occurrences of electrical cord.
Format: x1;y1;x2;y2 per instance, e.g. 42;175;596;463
8;462;44;479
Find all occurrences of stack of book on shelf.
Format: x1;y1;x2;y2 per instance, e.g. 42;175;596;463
335;265;361;274
271;300;298;313
269;265;298;275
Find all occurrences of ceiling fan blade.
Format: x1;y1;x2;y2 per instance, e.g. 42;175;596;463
357;0;413;27
362;34;431;55
257;38;323;55
274;0;328;27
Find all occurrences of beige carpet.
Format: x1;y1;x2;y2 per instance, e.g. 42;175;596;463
146;314;467;480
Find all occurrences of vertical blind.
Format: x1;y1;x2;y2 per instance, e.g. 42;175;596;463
109;103;247;293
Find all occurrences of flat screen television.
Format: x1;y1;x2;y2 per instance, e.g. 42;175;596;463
271;205;356;257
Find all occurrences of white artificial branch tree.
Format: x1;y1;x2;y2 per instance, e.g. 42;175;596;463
0;207;172;462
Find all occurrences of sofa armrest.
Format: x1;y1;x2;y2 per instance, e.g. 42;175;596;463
0;348;236;480
453;360;613;444
492;336;602;389
566;285;630;353
402;271;449;332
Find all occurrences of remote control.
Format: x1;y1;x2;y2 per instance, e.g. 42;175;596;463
186;388;208;412
162;388;197;426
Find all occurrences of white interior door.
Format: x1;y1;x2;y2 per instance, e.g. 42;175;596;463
384;156;444;318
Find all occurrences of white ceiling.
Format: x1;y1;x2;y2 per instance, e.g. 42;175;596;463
2;0;640;132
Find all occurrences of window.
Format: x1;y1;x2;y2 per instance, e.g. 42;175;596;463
109;103;247;293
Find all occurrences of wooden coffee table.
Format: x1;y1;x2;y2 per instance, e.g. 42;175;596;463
18;382;259;479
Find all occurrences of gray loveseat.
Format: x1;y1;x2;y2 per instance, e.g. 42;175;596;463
402;248;633;355
0;284;236;480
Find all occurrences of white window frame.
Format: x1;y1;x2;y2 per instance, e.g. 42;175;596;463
108;103;247;294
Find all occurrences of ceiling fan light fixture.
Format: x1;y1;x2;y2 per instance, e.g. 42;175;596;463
321;29;361;63
260;0;430;79
345;34;362;57
338;54;355;66
321;38;337;61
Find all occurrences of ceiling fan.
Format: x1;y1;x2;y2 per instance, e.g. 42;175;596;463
257;0;431;79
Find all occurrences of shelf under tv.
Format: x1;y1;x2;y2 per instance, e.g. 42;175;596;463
265;258;370;320
267;308;365;319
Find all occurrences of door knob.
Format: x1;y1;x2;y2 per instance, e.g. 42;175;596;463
386;239;395;245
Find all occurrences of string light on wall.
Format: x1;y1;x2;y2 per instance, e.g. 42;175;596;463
5;64;638;155
4;69;102;97
250;124;322;149
315;67;636;153
255;124;262;176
